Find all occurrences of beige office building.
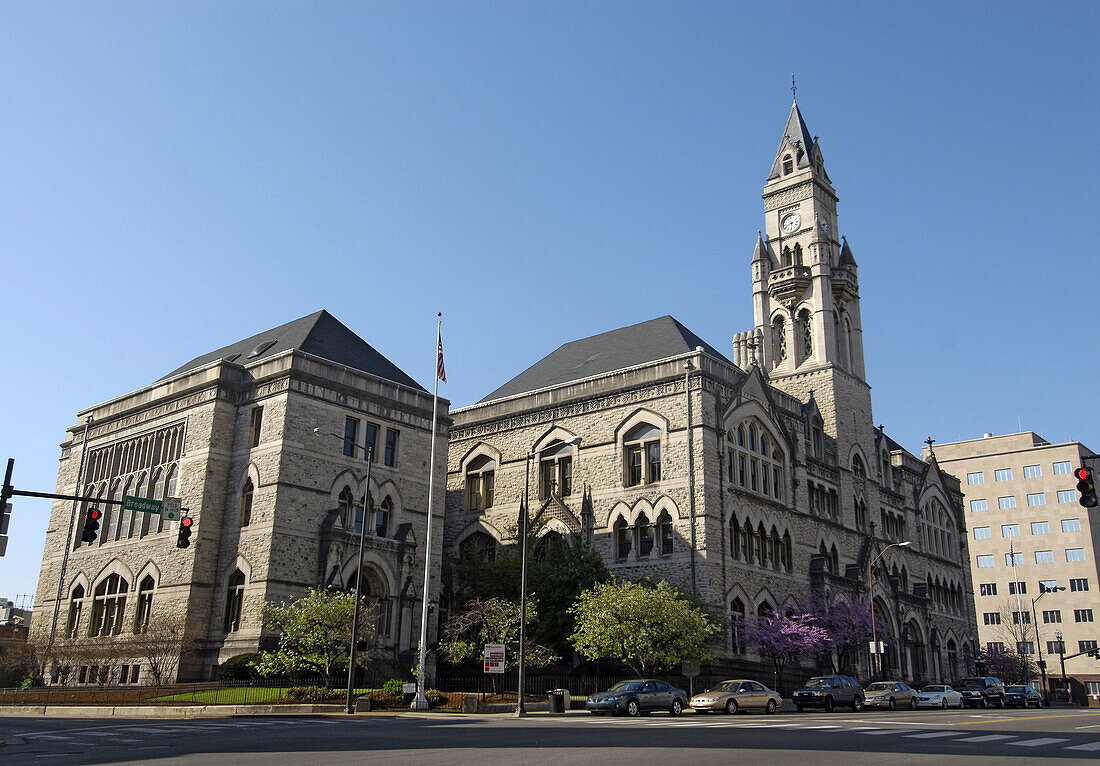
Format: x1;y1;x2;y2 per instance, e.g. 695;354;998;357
928;433;1100;700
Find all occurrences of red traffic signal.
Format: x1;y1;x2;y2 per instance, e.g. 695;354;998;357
176;515;194;548
81;506;102;543
1076;467;1098;508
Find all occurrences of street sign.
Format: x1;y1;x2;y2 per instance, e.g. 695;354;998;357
123;495;163;515
682;662;700;678
483;643;505;674
868;640;885;654
162;497;181;520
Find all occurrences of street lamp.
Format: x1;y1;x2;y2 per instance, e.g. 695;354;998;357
868;540;910;680
1032;585;1066;705
516;434;582;717
314;427;374;715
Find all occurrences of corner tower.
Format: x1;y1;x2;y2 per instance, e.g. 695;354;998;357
743;101;873;461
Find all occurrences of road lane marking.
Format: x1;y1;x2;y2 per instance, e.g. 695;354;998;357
1008;737;1070;747
858;729;917;736
954;734;1015;742
905;731;958;739
1066;741;1100;751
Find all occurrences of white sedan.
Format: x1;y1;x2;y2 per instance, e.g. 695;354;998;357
915;684;964;709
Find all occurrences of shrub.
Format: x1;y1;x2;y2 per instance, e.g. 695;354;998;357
382;678;405;697
217;653;263;681
426;688;444;706
286;686;344;702
21;673;43;689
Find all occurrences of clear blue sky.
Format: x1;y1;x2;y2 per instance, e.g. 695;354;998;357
2;2;1098;604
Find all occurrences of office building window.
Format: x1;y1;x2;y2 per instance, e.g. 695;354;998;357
1066;548;1086;562
1057;490;1076;504
343;417;358;457
1001;524;1019;538
1012;611;1031;624
1053;461;1071;475
384;429;399;467
1079;640;1098;653
973;526;991;540
1009;581;1027;595
1070;578;1089;592
967;472;984;485
1042;610;1062;624
995;468;1013;482
1005;552;1023;566
1027;493;1046;507
983;612;1001;625
976;555;995;568
1035;550;1054;564
970;498;988;513
1062;518;1081;532
1074;609;1094;623
1039;580;1059;593
986;642;1005;654
1017;641;1034;655
998;496;1016;510
979;583;997;596
1023;464;1041;478
1031;521;1049;535
1048;640;1065;655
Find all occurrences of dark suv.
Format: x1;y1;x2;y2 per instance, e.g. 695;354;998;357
793;675;865;712
956;677;1006;708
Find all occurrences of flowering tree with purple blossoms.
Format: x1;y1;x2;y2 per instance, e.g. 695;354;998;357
795;591;887;675
742;612;832;694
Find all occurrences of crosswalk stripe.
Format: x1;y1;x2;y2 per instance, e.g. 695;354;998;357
954;734;1015;742
1066;741;1100;751
1008;738;1070;747
858;729;918;736
904;731;958;739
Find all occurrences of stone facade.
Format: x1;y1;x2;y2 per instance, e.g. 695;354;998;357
30;313;448;683
443;102;979;686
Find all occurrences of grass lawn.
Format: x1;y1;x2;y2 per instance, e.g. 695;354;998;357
148;687;380;704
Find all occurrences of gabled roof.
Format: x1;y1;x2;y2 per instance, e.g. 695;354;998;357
160;310;426;391
478;316;733;403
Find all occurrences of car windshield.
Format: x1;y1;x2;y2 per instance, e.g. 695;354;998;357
1006;686;1026;693
922;686;946;692
865;682;894;692
709;682;738;692
959;678;983;687
608;681;645;692
803;678;832;689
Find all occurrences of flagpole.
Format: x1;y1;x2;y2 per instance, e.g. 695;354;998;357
412;313;443;710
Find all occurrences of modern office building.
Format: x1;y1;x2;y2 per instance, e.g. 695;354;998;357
928;432;1100;698
30;311;448;683
443;101;980;685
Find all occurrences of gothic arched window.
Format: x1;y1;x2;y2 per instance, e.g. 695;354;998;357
772;316;786;363
731;598;746;654
636;512;653;557
799;309;813;359
793;243;803;266
375;496;392;538
852;454;866;479
657;511;674;556
624;423;661;487
90;574;128;637
730;418;785;501
465;455;496;511
614;517;631;560
135;575;155;633
460;532;497;562
224;570;245;633
67;584;84;639
782;154;793;175
337;486;353;529
239;478;254;527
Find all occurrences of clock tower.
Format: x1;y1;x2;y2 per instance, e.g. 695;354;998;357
745;100;873;459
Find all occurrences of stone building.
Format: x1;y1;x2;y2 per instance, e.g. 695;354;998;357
444;102;979;685
30;310;448;683
928;432;1100;699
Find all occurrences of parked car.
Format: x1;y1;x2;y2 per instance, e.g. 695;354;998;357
955;677;1006;708
1005;684;1043;708
586;679;689;717
863;681;918;710
792;675;864;712
915;684;964;709
689;679;782;715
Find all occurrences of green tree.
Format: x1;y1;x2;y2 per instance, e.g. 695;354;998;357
569;580;716;676
255;587;375;687
438;597;558;671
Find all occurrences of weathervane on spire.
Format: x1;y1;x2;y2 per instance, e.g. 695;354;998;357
791;75;797;101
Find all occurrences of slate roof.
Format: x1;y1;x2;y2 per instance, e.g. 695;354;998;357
479;316;733;403
768;101;819;180
160;310;426;391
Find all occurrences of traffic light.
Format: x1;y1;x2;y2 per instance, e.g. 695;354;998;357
176;515;193;548
81;507;102;543
1075;467;1098;508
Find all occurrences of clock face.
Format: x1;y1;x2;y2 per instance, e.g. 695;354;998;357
781;213;800;233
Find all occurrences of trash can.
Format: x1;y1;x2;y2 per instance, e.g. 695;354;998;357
548;689;566;714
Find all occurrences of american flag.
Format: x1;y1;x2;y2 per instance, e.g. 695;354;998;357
436;337;446;383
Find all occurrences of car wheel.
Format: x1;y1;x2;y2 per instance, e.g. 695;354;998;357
670;699;683;717
888;697;896;711
626;699;640;717
765;699;777;715
852;696;864;712
910;697;918;710
941;698;947;709
1033;699;1043;709
824;696;834;713
996;695;1005;709
978;697;987;709
725;699;738;715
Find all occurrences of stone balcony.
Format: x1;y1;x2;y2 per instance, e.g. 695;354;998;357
767;266;812;304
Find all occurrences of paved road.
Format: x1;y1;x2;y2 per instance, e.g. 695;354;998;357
4;707;1100;764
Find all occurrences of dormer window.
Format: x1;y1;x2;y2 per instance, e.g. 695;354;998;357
782;154;794;175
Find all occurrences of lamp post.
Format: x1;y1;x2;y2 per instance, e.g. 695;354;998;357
868;540;910;680
1055;629;1068;704
516;434;582;717
1031;585;1065;705
314;427;374;715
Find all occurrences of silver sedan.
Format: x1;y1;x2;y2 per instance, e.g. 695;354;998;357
916;684;964;709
